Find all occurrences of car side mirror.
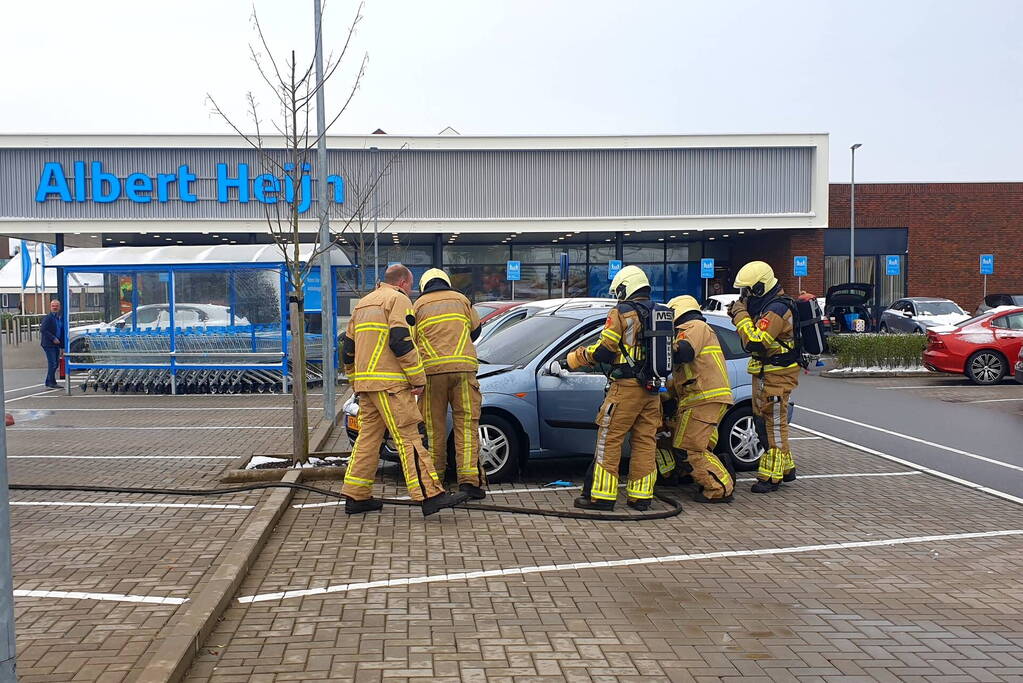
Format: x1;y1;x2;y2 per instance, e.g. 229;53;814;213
546;360;569;378
902;311;913;318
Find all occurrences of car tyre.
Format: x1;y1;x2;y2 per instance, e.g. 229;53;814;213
966;350;1006;385
715;403;763;472
474;413;520;484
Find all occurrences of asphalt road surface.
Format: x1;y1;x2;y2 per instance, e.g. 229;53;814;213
792;373;1023;500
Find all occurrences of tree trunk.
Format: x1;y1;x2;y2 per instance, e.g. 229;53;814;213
289;297;310;463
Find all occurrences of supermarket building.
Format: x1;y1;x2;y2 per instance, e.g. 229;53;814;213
1;133;1019;311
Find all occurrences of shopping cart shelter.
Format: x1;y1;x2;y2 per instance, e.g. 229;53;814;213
47;244;351;394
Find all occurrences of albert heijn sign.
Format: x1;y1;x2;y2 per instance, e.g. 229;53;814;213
34;161;345;213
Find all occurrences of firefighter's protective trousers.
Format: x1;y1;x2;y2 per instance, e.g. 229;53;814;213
672;403;733;498
584;380;659;502
752;373;796;484
342;387;445;502
423;371;482;485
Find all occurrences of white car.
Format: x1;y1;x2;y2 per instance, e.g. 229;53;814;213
879;298;969;334
701;294;739;316
476;297;615;344
69;304;250;349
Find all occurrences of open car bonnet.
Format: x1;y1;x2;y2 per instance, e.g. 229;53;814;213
826;282;873;307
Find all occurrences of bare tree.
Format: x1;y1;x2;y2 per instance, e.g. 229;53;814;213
207;1;392;463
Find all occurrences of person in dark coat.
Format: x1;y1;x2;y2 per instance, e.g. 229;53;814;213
39;299;64;388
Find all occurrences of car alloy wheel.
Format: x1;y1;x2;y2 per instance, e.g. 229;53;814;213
729;414;764;465
968;351;1005;385
478;423;512;477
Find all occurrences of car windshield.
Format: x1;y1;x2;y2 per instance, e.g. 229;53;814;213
916;302;963;316
475;315;579;366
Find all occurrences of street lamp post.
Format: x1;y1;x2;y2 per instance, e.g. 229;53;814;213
850;143;862;283
313;0;335;420
370;146;379;284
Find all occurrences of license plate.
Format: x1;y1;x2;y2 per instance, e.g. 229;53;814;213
346;415;359;430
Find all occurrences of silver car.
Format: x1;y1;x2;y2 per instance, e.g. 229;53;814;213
879;297;968;334
344;306;775;483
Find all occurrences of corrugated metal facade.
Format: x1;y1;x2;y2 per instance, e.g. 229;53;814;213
0;146;813;221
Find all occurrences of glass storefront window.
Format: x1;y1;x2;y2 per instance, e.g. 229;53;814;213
588;243;616;263
444;244;510;265
666;242;695;261
623;242;663;261
512;244;586;264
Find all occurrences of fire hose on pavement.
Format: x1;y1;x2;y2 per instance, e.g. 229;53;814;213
8;481;684;521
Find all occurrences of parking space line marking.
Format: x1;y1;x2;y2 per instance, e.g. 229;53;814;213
877;385;998;390
795;405;1023;473
788;436;821;440
237;528;1023;603
790;423;1023;506
291;474;917;509
7;455;238;459
14;589;188;605
11;501;254;510
966;398;1023;404
8;426;289;431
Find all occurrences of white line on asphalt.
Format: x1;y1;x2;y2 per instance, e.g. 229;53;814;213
14;589;188;605
237;528;1023;603
795;405;1023;473
788;436;821;440
291;473;919;509
5;383;46;394
10;501;254;510
966;398;1023;404
790;423;1023;506
7;455;238;459
4;389;63;403
877;385;996;390
8;426;289;431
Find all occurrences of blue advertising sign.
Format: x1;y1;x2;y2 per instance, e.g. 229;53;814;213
559;252;569;281
793;256;808;277
980;254;994;275
506;260;521;281
303;268;322;311
700;258;715;279
885;255;901;276
608;259;622;280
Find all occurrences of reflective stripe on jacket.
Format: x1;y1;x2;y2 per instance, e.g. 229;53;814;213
733;296;800;376
671;319;733;407
412;288;481;375
343;282;426;392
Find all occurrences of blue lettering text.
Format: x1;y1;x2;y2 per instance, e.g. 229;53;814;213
91;161;120;203
35;162;72;202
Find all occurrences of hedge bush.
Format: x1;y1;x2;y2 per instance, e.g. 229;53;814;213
827;333;928;369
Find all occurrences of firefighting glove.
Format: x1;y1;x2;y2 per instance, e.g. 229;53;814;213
566;347;588;371
727;298;747;319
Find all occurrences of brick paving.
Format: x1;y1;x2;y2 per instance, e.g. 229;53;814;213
186;432;1023;682
6;390;326;682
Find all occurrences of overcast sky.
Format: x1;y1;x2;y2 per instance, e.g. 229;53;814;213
2;0;1020;182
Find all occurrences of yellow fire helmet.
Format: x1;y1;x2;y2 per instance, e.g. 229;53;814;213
733;261;778;297
666;295;700;321
418;267;451;291
609;265;650;300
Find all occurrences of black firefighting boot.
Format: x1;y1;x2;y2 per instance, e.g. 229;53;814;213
573;496;615;511
344;496;384;515
750;480;780;494
783;469;797;482
458;483;487;500
422;490;470;517
627;498;651;511
693;491;733;504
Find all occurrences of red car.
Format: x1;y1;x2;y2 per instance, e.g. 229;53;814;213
472;300;524;324
924;306;1023;385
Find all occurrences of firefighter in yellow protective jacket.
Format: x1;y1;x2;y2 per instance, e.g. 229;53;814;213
658;295;735;502
339;265;469;516
727;261;799;493
566;265;660;511
413;268;486;499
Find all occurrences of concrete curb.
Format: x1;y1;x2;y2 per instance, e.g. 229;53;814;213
132;469;302;683
822;369;955;378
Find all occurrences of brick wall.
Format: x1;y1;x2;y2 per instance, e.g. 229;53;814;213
823;183;1023;310
729;229;825;297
